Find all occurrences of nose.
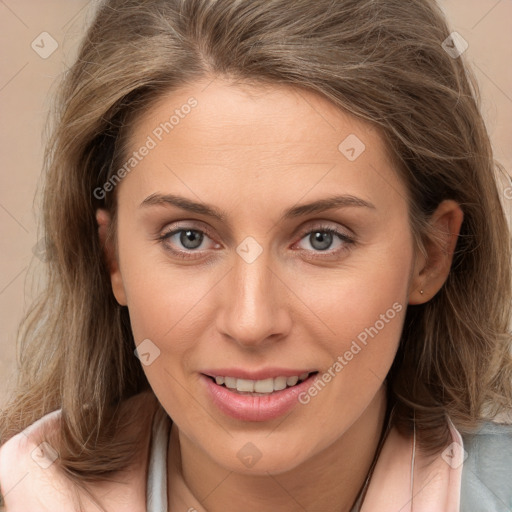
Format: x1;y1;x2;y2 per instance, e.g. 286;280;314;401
215;247;292;349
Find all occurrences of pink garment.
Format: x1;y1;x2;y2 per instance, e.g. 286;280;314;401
361;418;464;511
0;406;464;511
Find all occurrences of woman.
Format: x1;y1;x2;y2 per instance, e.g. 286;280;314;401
1;0;511;510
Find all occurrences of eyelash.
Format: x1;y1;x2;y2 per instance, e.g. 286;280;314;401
157;224;355;261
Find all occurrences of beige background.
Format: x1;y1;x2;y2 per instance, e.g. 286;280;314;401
1;0;511;406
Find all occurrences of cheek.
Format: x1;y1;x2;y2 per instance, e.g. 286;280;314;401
123;272;217;376
296;236;412;346
118;249;215;421
293;236;412;401
115;220;212;344
293;290;406;445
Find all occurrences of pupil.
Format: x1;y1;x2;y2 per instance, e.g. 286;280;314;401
311;231;332;251
180;230;203;249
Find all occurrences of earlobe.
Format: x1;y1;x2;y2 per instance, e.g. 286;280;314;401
408;200;464;305
96;208;128;306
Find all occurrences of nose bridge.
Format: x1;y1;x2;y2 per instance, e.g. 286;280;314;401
217;240;289;347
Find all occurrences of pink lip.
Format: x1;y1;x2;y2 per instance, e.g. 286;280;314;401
201;372;318;422
201;367;316;380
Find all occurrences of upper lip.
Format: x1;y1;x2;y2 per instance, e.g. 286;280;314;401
201;368;317;380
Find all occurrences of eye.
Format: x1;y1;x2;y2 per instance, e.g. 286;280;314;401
172;229;204;249
156;223;355;261
158;226;220;260
294;225;355;256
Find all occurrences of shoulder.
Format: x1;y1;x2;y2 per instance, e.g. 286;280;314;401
0;409;76;511
460;420;512;512
0;391;158;511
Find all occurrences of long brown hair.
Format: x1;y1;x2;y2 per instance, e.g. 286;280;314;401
2;0;511;500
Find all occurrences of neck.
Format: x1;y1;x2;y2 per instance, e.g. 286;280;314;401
169;385;388;512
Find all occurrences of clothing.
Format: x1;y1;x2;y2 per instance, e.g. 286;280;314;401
147;406;169;511
460;421;512;511
146;406;512;512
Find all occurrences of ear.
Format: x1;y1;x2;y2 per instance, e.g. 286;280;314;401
96;208;127;306
408;199;464;305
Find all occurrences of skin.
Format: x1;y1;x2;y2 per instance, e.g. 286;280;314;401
94;77;463;512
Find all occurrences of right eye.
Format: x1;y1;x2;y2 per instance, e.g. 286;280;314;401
157;225;222;260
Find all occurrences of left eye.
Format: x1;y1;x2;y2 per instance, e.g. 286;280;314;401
296;228;353;252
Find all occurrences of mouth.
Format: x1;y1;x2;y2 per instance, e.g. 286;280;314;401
203;372;318;396
200;370;320;421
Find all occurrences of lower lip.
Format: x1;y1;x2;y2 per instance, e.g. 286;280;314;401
201;373;317;422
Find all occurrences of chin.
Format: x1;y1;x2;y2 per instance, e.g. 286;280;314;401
207;436;313;476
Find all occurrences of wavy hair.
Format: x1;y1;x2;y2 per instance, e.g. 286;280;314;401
1;0;511;502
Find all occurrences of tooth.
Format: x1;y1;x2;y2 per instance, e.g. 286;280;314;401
236;378;255;392
215;376;225;385
224;376;237;389
273;376;287;391
254;378;274;393
286;376;299;387
298;372;309;381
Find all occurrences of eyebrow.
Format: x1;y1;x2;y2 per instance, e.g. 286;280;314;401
139;193;376;222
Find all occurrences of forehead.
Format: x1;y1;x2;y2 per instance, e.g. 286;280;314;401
118;78;408;214
131;78;384;155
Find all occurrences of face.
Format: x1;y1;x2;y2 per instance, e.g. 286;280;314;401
103;78;420;475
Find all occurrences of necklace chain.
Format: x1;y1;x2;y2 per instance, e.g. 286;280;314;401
351;406;416;512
